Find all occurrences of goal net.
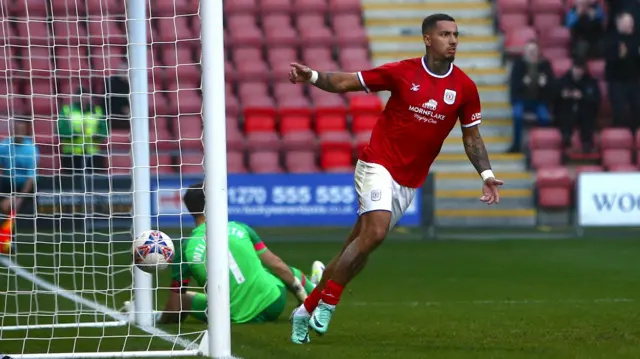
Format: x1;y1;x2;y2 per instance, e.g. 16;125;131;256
0;0;220;357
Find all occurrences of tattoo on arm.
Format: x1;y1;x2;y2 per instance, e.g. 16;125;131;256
463;130;492;174
313;72;342;93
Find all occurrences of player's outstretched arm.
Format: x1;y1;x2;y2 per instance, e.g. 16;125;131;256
259;249;308;302
461;125;504;205
289;62;364;93
157;291;194;324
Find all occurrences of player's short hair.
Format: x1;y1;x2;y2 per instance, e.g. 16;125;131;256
183;182;205;218
421;13;455;34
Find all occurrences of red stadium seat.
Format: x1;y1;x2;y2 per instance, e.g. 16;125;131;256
496;0;528;14
249;151;283;173
333;14;361;30
532;14;562;32
52;19;89;46
226;93;241;117
227;14;258;30
245;115;277;133
349;95;383;116
320;149;353;170
149;92;170;116
150;0;197;16
319;131;352;152
286;151;320;173
274;82;304;99
278;96;312;117
87;20;127;46
260;0;293;13
235;59;270;83
302;48;333;65
335;27;368;47
50;0;86;16
352;114;378;134
227;126;246;151
539;27;570;50
354;131;371;155
233;48;263;63
242;96;277;118
536;167;572;209
225;0;258;14
263;14;293;30
91;46;127;75
265;26;299;47
636;130;640;149
600;128;634;150
299;27;334;47
150;127;179;152
11;0;48;18
174;116;203;151
328;0;361;14
528;128;562;149
602;149;632;169
280;115;312;134
551;57;572;77
86;0;125;18
504;27;537;55
156;17;197;43
228;27;263;48
238;83;269;99
167;89;202;115
314;96;347;117
293;0;328;14
151;153;175;175
55;47;91;79
267;48;298;66
13;19;50;46
316;115;347;134
499;14;528;33
162;46;200;86
246;131;281;152
177;152;204;174
108;153;132;175
24;82;57;116
228;151;247;174
530;149;562;169
281;130;317;151
530;0;564;14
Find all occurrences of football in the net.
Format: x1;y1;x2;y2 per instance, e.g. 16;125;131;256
133;230;175;273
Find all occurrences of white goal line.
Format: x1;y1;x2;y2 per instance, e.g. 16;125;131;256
0;256;201;357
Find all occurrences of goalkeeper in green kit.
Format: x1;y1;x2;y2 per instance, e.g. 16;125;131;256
133;182;325;324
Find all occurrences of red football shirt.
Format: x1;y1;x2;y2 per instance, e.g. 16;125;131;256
357;56;482;188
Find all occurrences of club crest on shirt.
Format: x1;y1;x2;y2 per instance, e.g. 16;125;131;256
371;190;381;201
443;89;456;105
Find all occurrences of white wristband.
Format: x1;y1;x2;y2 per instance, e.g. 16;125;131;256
309;70;319;84
480;170;495;182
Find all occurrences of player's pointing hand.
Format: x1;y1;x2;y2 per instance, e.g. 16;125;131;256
480;177;504;205
289;62;313;84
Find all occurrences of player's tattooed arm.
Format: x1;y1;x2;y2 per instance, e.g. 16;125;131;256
462;125;492;174
313;72;363;93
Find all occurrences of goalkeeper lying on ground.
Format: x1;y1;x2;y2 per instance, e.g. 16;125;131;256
128;182;324;324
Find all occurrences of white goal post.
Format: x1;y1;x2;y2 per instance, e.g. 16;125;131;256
0;0;230;358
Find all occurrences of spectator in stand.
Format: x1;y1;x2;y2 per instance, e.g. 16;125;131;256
605;12;640;132
57;87;109;175
553;59;601;152
566;0;605;59
104;61;130;131
0;119;39;224
508;41;555;153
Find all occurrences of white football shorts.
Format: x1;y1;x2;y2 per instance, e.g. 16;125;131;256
354;160;417;231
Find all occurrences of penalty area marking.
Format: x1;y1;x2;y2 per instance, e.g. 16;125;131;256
349;298;636;307
0;256;198;351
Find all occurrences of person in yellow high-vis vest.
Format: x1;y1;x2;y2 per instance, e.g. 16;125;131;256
57;87;109;174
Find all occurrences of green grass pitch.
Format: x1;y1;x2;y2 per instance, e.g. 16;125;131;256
1;236;640;359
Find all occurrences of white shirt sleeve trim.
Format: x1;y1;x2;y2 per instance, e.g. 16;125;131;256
356;71;370;93
461;120;482;128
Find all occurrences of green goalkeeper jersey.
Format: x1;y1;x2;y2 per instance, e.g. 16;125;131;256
171;221;283;323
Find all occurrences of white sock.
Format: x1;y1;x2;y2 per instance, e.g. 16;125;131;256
295;305;310;317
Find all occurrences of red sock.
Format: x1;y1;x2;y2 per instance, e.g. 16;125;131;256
303;287;322;313
320;280;344;306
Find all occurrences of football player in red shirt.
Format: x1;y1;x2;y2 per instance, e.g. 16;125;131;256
288;13;504;344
